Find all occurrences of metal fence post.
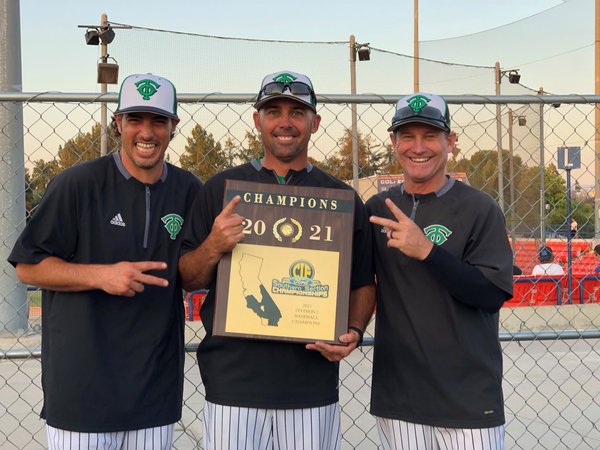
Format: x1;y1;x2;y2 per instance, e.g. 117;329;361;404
0;0;27;334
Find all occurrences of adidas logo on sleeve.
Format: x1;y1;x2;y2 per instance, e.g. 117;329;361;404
110;213;126;227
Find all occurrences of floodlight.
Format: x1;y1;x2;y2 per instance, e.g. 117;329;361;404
85;29;100;46
100;27;115;44
357;46;371;61
97;58;119;84
508;71;521;84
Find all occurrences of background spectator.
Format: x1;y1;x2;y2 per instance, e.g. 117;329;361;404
532;246;564;276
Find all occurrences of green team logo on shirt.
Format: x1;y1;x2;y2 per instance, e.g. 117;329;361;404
423;224;452;245
162;214;184;240
406;94;431;113
135;79;160;100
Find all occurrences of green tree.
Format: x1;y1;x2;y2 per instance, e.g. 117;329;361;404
378;143;402;175
26;124;119;216
57;123;119;171
543;164;594;235
450;149;501;198
325;128;382;180
180;124;227;181
25;159;60;216
235;131;264;164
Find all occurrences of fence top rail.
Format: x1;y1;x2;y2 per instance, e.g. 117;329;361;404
1;92;600;105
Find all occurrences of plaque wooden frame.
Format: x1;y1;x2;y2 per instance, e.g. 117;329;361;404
213;180;354;344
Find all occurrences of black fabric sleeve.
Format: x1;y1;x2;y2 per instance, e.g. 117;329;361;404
423;244;512;313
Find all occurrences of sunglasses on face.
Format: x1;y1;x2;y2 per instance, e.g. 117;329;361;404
258;82;316;106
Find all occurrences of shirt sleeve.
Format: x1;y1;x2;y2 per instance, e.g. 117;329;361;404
424;244;512;313
8;172;79;267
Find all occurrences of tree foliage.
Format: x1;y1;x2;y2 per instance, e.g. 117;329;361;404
57;123;119;171
26;123;120;216
25;159;60;217
322;128;384;180
223;131;264;166
179;124;227;181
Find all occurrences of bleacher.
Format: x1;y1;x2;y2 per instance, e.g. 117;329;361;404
506;238;599;307
513;238;593;274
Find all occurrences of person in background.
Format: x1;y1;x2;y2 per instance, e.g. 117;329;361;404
570;218;578;238
593;244;600;273
532;246;564;276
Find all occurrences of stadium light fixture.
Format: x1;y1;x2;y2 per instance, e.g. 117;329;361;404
357;43;371;61
508;70;521;84
349;36;370;190
85;29;100;46
97;57;119;85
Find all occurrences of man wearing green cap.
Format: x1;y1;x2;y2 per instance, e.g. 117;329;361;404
8;73;202;449
179;70;375;449
367;93;513;449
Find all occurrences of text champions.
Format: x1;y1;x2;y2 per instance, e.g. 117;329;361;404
242;192;338;211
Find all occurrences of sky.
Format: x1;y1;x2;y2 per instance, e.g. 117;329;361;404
9;0;600;189
15;0;576;94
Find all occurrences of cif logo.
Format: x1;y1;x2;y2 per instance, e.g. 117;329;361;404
289;260;315;281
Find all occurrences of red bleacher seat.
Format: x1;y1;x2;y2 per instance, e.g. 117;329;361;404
506;275;563;307
577;275;600;303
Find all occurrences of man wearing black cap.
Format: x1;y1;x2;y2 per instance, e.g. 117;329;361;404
532;245;564;275
8;73;202;449
367;93;513;449
179;70;375;449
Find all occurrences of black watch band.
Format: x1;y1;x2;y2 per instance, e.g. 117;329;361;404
348;326;364;346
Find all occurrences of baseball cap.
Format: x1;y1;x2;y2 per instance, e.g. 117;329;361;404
115;73;178;120
538;246;553;263
388;92;451;133
254;70;317;113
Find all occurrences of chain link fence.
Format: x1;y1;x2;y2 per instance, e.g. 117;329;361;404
1;93;599;449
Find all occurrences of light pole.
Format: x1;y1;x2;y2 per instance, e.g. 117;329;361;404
538;88;546;245
414;0;419;92
349;35;370;190
0;0;27;335
79;14;128;155
495;62;521;213
507;108;526;253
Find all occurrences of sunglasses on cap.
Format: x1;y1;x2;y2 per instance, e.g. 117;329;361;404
390;105;450;131
258;81;317;106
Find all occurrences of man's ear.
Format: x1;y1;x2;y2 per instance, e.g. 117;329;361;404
115;114;123;134
311;113;321;133
253;111;262;133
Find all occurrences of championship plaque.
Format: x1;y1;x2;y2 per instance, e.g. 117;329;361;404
213;180;355;344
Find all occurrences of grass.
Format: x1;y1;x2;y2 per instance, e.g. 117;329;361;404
27;288;41;307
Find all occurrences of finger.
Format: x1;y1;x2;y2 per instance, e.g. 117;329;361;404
137;274;169;288
131;280;145;293
370;215;400;230
384;198;409;222
132;261;168;272
338;331;359;345
221;195;241;216
307;341;353;361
